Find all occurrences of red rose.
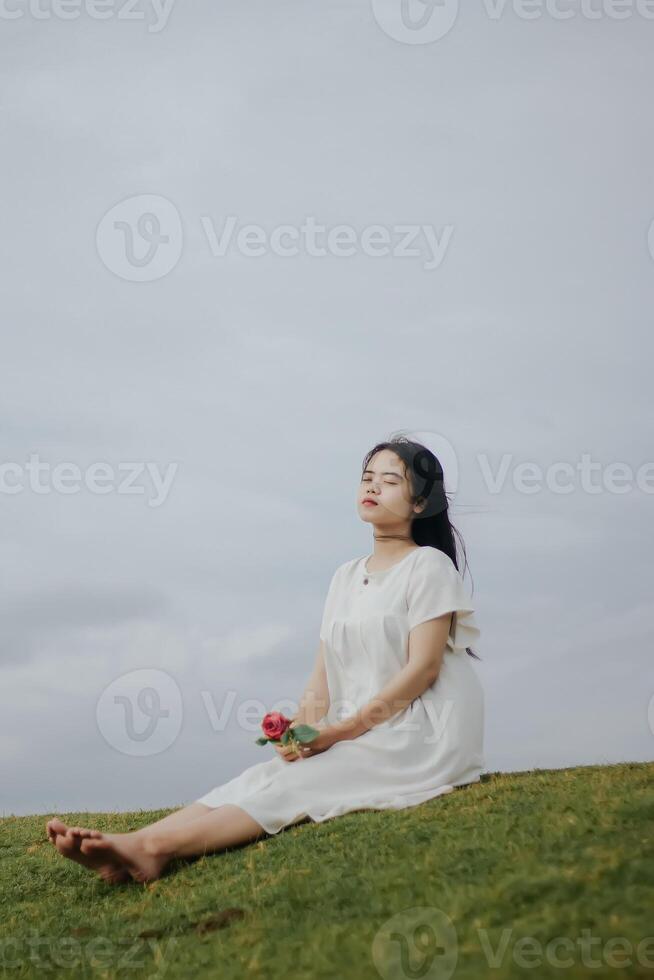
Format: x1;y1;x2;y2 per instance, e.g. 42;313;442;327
261;711;292;741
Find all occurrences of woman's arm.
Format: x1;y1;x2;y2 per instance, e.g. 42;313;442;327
326;612;451;743
293;641;331;727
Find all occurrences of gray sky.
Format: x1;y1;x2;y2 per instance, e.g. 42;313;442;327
1;0;653;816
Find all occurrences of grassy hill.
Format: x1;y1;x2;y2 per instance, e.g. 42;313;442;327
1;761;652;979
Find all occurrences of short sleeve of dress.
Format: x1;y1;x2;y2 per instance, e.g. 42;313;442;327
406;548;481;651
319;566;341;644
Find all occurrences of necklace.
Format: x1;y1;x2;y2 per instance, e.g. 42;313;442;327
363;535;417;583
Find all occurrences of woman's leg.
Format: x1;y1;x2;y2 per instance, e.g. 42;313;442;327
148;804;267;858
53;801;215;879
76;804;268;882
130;801;214;837
62;801;211;843
47;802;209;847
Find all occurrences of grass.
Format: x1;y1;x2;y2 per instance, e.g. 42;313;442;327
1;761;653;979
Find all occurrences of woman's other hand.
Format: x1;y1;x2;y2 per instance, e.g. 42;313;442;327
273;726;337;762
289;727;337;759
273;742;303;763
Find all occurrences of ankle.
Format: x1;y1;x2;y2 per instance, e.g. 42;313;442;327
143;833;172;859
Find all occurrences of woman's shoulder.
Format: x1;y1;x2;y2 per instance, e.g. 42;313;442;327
418;544;454;565
334;547;454;574
329;547;458;580
414;545;455;566
336;556;364;576
323;556;363;590
410;546;462;579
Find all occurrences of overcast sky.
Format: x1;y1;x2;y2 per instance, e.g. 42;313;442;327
1;0;652;817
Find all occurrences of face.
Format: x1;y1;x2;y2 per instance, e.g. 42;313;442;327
357;449;425;526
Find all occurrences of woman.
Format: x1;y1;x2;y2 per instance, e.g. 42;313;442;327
46;436;485;884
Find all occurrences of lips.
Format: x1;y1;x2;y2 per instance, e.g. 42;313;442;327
362;500;378;506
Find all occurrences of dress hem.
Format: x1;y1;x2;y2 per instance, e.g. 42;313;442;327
194;775;481;837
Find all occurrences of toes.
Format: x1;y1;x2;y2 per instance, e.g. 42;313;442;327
66;827;96;841
46;818;68;840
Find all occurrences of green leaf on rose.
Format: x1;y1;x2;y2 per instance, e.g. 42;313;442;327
288;724;319;744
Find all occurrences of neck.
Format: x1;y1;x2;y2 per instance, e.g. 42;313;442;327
370;531;415;562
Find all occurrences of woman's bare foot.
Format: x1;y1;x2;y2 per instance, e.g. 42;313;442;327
54;826;130;884
46;817;70;844
79;831;171;883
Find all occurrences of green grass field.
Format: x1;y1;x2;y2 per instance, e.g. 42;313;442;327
1;761;652;979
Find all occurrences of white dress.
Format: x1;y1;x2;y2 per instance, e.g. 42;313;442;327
195;545;485;834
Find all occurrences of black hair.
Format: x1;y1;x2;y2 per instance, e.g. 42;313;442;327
361;433;481;660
